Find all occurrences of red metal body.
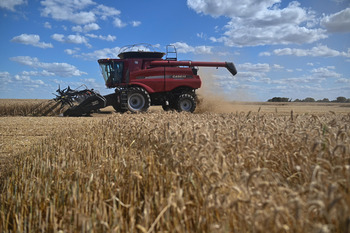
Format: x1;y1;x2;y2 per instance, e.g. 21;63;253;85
98;58;203;93
97;49;237;112
98;58;236;93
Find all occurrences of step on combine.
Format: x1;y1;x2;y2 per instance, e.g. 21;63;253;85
54;44;237;116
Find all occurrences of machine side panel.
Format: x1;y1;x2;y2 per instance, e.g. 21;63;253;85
164;67;201;92
129;67;165;93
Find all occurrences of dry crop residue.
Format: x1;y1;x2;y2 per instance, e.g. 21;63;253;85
1;111;349;232
0;116;102;191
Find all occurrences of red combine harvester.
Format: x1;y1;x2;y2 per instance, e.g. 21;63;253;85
54;44;237;116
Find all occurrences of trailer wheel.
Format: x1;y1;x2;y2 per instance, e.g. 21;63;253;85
176;94;196;112
127;87;151;112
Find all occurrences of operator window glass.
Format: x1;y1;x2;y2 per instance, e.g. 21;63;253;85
100;62;124;85
113;62;123;83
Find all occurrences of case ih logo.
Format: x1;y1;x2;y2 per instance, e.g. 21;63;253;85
171;75;191;79
136;75;193;79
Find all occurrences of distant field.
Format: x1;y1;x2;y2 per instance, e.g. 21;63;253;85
196;100;350;114
0;99;349;232
1;98;349;116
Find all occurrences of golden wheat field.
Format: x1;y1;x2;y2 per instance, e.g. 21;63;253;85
0;99;350;233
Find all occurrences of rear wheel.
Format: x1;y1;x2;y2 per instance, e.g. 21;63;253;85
176;94;196;112
127;87;151;113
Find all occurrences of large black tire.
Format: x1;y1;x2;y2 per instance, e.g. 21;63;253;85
127;87;151;113
105;93;127;113
176;94;196;112
113;103;127;113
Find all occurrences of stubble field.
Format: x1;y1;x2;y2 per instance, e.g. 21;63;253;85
0;99;349;232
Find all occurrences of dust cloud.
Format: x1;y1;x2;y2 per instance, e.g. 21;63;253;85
195;69;238;113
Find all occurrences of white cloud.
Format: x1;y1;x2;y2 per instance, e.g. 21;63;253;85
44;22;52;29
41;0;96;24
11;34;53;49
71;26;83;32
195;45;213;54
336;78;350;83
83;23;100;31
331;0;346;3
273;45;350;57
197;32;204;39
131;21;141;27
273;64;284;69
64;49;76;55
172;42;213;54
0;71;11;78
40;0;125;27
40;0;136;31
114;18;126;28
10;56;87;77
21;70;55;76
80;78;104;90
93;4;121;20
234;63;271;80
72;23;100;32
78;47;121;60
51;34;91;47
187;0;327;47
0;72;47;90
187;0;277;18
321;8;350;33
311;67;342;78
67;34;89;45
238;63;271;73
64;48;80;55
51;33;65;42
259;52;271;56
0;72;12;84
86;34;116;42
0;0;26;11
13;75;45;88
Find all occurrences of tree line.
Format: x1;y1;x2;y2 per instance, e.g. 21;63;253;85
267;96;350;103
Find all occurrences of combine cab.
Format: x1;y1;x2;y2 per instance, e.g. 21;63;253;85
55;44;237;116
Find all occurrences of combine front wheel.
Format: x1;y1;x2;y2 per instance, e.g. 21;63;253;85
127;87;151;113
176;94;196;112
113;103;127;113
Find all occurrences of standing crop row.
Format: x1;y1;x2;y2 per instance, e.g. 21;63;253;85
1;112;349;232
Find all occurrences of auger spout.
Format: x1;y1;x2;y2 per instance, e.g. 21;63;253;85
150;60;237;76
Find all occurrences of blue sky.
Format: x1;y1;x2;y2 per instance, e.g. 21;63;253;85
0;0;349;101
